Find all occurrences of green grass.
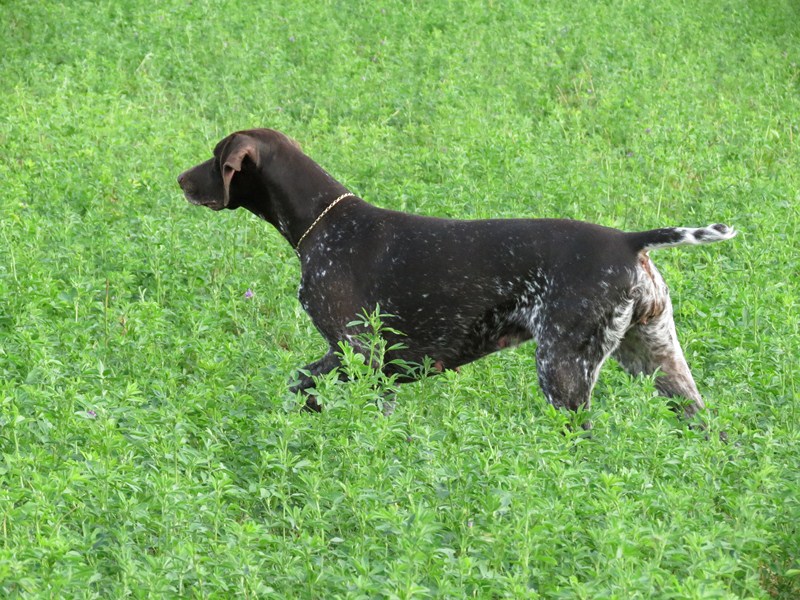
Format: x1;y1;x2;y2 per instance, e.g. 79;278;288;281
1;0;799;597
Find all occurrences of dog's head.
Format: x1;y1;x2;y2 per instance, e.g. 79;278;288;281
177;129;301;211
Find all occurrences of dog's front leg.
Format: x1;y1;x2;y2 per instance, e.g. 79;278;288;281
290;348;344;412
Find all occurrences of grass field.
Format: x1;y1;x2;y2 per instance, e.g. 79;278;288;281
1;0;799;597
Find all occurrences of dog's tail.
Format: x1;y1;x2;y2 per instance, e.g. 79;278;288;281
626;223;737;252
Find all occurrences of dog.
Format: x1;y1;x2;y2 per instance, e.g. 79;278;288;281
178;128;736;427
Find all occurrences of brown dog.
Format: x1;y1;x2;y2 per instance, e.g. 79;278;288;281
178;128;736;425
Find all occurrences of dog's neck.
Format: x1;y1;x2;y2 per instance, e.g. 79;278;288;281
294;192;357;255
239;150;352;250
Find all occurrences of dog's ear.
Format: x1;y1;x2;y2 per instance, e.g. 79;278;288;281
221;135;260;207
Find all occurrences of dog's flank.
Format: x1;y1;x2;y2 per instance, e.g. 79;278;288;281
178;128;737;427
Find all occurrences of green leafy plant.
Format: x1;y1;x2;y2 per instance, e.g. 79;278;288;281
1;0;798;597
304;307;417;414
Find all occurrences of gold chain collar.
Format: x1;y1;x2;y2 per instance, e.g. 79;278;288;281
294;192;356;256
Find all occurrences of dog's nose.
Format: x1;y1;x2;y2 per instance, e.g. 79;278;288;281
177;173;185;186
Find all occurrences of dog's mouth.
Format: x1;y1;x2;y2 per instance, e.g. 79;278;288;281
182;191;225;211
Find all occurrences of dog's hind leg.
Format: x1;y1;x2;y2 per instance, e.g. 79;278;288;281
534;328;615;431
533;300;635;430
535;342;605;430
612;307;705;420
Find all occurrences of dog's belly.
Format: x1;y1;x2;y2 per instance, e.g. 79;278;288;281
333;269;547;372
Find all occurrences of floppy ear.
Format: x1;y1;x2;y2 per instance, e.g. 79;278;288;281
221;136;260;207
